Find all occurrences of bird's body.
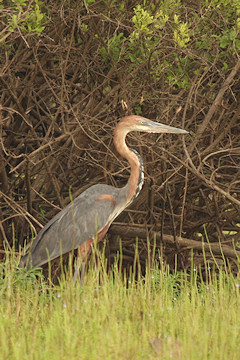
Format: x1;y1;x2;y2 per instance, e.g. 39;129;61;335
20;115;188;268
23;184;130;267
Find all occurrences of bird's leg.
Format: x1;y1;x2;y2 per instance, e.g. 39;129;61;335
73;254;83;283
73;257;86;284
73;239;93;283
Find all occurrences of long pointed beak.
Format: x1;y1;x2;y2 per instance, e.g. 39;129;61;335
140;119;188;134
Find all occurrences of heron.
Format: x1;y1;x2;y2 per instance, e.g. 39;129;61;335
20;115;188;276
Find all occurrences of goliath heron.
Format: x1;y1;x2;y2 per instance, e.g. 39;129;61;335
20;115;188;272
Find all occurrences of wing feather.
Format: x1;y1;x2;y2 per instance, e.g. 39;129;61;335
21;184;119;267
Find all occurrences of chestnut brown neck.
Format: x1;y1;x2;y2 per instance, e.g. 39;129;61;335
113;119;144;203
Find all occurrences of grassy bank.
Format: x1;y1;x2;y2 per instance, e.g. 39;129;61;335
0;255;240;360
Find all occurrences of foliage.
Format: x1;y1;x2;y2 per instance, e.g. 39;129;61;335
0;0;239;276
173;14;191;48
0;256;240;359
2;0;47;38
131;4;154;37
97;0;239;88
100;32;126;62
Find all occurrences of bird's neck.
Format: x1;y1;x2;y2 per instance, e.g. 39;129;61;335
113;125;144;203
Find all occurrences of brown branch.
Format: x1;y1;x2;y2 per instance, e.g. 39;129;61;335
109;224;240;260
188;60;240;153
25;156;32;214
183;141;240;207
0;147;8;193
9;134;68;173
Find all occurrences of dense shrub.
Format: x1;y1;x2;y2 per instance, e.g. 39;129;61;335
0;0;239;276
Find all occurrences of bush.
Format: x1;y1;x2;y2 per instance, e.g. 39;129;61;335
0;0;239;276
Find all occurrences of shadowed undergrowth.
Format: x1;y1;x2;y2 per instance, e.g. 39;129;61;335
1;0;239;273
0;251;240;360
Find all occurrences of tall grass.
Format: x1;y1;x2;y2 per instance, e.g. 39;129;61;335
0;251;240;360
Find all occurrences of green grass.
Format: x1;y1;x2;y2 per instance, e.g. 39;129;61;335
0;254;240;360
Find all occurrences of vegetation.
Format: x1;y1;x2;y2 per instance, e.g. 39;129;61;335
0;0;239;275
1;252;240;359
0;0;47;43
0;2;239;358
0;11;239;360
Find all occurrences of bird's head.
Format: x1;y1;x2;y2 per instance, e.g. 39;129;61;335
120;115;188;135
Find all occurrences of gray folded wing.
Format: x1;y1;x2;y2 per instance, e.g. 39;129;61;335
20;184;118;267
